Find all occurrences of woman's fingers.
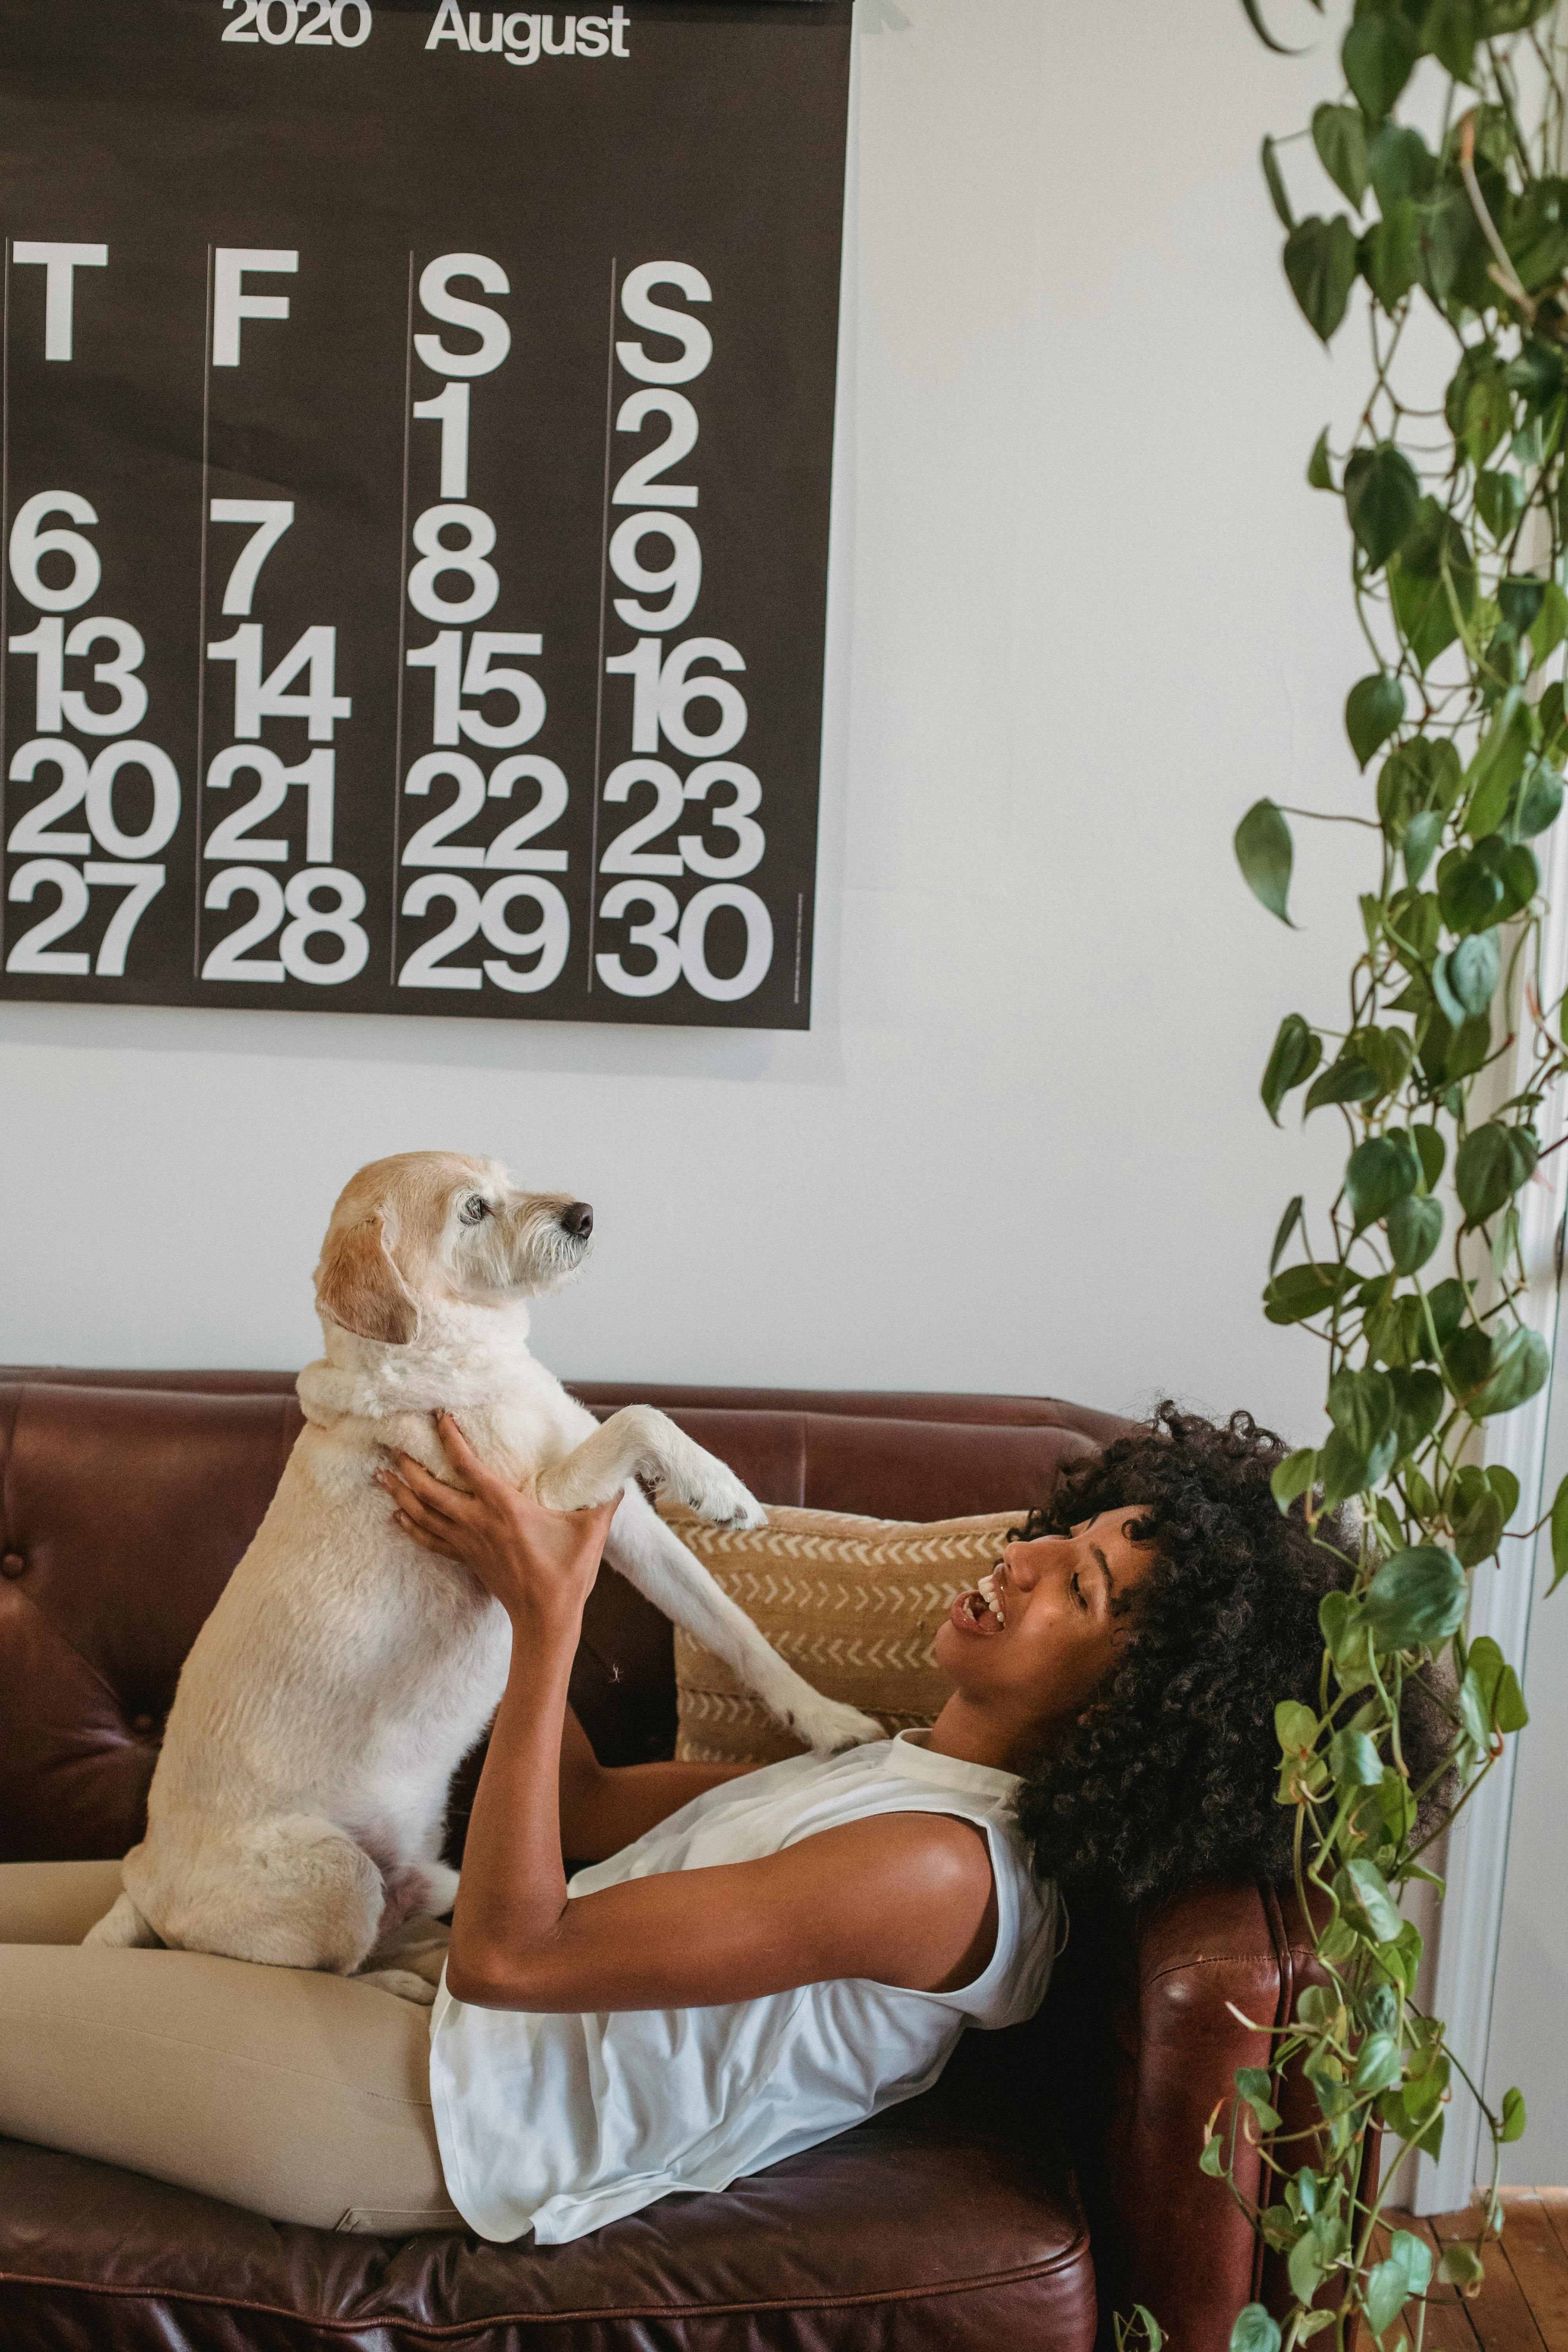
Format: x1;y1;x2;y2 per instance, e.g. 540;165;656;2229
385;1450;466;1517
394;1506;458;1559
377;1460;465;1546
388;1483;446;1537
381;1466;460;1554
379;1432;617;1615
434;1410;501;1495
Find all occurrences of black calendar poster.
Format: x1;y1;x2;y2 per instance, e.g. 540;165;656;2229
0;0;851;1029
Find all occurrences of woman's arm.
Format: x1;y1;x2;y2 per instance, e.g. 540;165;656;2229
556;1705;755;1862
383;1420;997;2016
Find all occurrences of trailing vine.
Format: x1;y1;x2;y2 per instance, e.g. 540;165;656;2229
1196;5;1568;2350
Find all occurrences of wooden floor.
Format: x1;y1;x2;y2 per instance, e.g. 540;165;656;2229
1379;2195;1568;2352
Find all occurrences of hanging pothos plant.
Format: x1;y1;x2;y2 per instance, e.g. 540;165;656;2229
1166;5;1568;2351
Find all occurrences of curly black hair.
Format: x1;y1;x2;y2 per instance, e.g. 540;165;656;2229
1012;1403;1453;1906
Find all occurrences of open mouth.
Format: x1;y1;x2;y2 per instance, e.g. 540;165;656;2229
950;1568;1006;1634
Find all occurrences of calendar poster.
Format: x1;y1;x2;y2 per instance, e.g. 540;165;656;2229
0;0;852;1028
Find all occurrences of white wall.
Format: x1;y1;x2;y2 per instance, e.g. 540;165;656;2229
0;0;1367;1437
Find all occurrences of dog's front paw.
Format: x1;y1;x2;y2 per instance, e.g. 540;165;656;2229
789;1695;885;1755
682;1468;767;1533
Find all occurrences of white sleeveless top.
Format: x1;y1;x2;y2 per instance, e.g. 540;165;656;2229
428;1731;1058;2245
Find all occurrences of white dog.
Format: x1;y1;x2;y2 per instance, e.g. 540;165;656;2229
85;1151;879;1995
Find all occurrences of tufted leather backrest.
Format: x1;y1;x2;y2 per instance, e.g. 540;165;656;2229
0;1372;1116;1861
0;1366;1134;1439
0;1383;302;1862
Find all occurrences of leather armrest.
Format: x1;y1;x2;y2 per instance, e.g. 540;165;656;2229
1117;1885;1298;2341
1048;1880;1330;2352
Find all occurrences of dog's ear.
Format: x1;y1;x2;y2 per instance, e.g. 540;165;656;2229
315;1214;418;1347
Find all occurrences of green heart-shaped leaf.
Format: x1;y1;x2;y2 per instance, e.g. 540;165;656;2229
1387;1192;1443;1274
1262;133;1296;230
1345;1136;1420;1228
1328;1364;1396;1450
1514;757;1563;839
1347;673;1407;768
1423;0;1479;85
1438;855;1506;935
1343;10;1418;120
1271;1446;1319;1512
1342;1855;1406;1941
1363;2229;1433;2337
1369;122;1435;211
1364;1546;1467;1650
1236;799;1294;923
1328;1728;1384;1788
1475;1325;1549;1417
1353;2032;1405;2098
1345;444;1421;570
1403;809;1444;884
1261;1016;1321;1124
1388;505;1475;679
1432;932;1501;1025
1230;2307;1282;2352
1285;214;1359;343
1264;1262;1357;1325
1466;690;1532;837
1454;1487;1504;1567
1476;468;1525;544
1389;1367;1445;1458
1362;197;1420;311
1312;103;1370;208
1455;1122;1538;1225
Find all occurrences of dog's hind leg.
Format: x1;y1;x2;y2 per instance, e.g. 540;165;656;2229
358;1908;452;2004
82;1889;162;1949
603;1487;883;1756
417;1860;461;1917
354;1850;460;2004
130;1817;386;1975
537;1404;765;1530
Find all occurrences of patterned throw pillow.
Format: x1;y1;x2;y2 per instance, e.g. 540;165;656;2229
660;1498;1025;1766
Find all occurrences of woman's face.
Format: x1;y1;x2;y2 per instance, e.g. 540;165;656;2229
933;1508;1158;1757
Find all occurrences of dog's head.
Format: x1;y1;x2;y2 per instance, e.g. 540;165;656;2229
313;1152;593;1347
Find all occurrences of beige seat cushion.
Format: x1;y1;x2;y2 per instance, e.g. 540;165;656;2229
661;1499;1025;1766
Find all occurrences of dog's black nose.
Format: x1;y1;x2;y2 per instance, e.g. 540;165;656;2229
560;1201;593;1240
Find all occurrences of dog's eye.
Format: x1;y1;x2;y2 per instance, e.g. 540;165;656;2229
460;1196;490;1226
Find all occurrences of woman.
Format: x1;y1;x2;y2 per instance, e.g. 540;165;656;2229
0;1405;1447;2240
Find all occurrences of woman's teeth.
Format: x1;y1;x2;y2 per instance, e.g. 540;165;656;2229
976;1572;1005;1626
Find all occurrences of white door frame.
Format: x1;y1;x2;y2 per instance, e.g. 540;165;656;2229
1413;803;1568;2214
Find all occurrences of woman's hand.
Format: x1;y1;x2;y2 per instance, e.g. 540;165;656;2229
376;1411;617;1635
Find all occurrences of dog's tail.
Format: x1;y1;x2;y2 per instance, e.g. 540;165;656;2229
82;1889;162;1949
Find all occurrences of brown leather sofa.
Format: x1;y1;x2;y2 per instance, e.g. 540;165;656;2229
0;1370;1321;2352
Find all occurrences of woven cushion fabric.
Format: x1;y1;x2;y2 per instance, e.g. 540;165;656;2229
662;1499;1024;1766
